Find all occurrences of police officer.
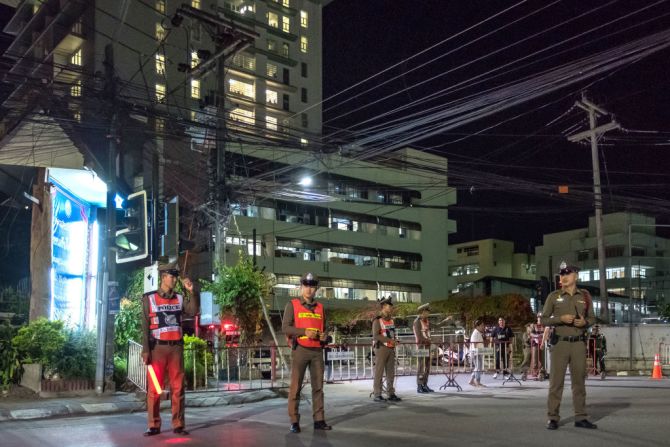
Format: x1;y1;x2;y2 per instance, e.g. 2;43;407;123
141;261;200;437
491;317;514;379
541;262;597;430
372;296;402;402
282;273;332;433
413;303;434;393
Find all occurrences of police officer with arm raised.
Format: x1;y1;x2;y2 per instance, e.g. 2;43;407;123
541;262;597;430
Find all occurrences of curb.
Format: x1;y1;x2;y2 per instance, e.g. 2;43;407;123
0;389;281;423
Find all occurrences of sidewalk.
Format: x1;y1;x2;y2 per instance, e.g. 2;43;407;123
0;387;280;422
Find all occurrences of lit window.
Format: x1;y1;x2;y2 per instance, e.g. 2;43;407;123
156;0;166;14
282;43;289;57
282;0;290;7
230;108;254;125
33;4;40;14
300;138;308;146
191;79;200;99
300;10;308;28
70;80;81;97
232;53;256;71
70;49;82;66
73;111;82;123
282;16;290;33
156;83;166;102
578;271;590;282
266;63;278;78
240;4;254;14
606;267;625;279
267;39;277;52
266;115;278;131
191;0;200;9
155;53;166;75
266;89;278;105
268;12;279;28
155;118;165;133
156;23;166;41
71;20;82;35
300;36;308;53
191;50;199;68
229;79;254;98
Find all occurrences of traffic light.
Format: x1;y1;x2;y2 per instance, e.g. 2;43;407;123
115;190;148;263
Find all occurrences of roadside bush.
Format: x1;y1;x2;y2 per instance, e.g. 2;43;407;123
53;328;97;380
0;322;20;391
183;335;213;389
11;318;66;367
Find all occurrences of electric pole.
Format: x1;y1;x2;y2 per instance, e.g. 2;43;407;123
567;93;620;323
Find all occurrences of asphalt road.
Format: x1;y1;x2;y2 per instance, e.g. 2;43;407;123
2;376;668;447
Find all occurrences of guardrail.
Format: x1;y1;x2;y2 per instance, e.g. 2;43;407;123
127;339;522;393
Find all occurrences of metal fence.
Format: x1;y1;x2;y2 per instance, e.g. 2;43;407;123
127;339;526;393
660;343;670;367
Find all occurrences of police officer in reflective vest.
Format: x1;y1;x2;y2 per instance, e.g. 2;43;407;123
282;273;332;433
413;303;434;393
541;262;597;430
372;296;402;402
141;261;200;437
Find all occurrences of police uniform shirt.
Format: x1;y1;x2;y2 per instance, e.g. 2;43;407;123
540;289;595;337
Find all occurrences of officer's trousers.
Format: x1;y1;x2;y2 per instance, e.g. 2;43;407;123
416;347;431;386
147;344;185;429
547;340;587;421
288;345;325;424
373;346;395;396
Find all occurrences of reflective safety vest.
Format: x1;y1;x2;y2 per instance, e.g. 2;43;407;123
379;318;396;348
148;292;184;341
292;298;324;348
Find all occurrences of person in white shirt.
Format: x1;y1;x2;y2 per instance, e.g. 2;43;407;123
468;319;487;387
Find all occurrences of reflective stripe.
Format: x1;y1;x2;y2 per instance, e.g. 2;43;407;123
379;318;396;348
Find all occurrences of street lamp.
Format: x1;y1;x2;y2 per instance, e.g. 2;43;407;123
298;176;313;187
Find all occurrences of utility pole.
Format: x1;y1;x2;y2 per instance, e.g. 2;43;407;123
97;43;118;394
567;93;620;323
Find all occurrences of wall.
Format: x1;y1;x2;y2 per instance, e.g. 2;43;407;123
601;325;670;372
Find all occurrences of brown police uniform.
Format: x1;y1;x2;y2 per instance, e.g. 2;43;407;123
412;316;431;389
141;281;199;433
541;288;594;423
372;316;397;397
282;299;327;425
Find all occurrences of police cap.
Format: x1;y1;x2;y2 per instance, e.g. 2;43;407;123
158;261;180;277
558;261;580;275
417;303;431;312
378;296;393;306
300;272;319;287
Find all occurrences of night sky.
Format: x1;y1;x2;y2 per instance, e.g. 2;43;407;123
323;0;670;251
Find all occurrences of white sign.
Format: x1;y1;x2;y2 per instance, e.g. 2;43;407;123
414;349;430;357
326;351;355;361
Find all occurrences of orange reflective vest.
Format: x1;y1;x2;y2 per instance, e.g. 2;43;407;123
148;292;184;341
292;298;324;348
379;318;396;348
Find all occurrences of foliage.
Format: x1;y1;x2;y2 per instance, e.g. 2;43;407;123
114;269;145;354
53;328;97;380
183;335;213;388
11;318;66;366
201;256;271;345
657;298;670;320
113;356;128;389
0;323;20;391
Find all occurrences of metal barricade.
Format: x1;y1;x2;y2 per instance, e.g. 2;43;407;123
127;340;146;392
659;343;670;367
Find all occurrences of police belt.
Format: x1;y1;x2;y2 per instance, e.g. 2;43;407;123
558;335;587;343
155;340;184;346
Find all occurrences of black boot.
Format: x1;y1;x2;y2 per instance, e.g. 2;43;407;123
417;385;427;393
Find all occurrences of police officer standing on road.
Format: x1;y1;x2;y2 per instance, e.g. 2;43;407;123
372;296;402;402
141;261;200;437
413;303;434;393
541;262;597;430
282;273;332;434
491;317;514;379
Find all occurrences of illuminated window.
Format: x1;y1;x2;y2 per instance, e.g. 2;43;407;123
266;63;278;78
239;4;254;14
156;0;166;14
300;10;308;28
155;53;166;75
70;49;82;66
282;42;289;57
73;111;82;123
282;0;290;7
268;12;279;28
191;50;199;68
606;267;625;279
155;118;165;133
300;36;308;53
70;80;81;97
229;79;254;98
191;79;200;99
230;108;254;125
578;271;590;282
156;23;166;41
71;20;83;35
300;138;308;146
282;16;290;33
156;83;166;102
231;53;256;71
33;3;40;14
266;89;278;105
191;0;200;9
266;115;278;131
267;39;277;52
